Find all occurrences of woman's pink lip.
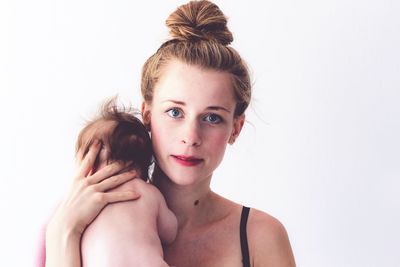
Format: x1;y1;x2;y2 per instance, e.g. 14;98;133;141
172;155;203;166
173;155;202;160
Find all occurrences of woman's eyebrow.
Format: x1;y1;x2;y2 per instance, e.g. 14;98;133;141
207;106;231;113
163;100;185;105
162;100;231;113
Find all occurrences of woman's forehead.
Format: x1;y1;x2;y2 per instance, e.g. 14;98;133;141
153;60;236;109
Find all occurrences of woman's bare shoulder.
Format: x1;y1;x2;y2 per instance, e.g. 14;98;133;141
247;208;296;267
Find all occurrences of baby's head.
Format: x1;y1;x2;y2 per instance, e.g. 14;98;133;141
76;98;152;181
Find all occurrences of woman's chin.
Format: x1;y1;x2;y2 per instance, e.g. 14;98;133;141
153;163;211;187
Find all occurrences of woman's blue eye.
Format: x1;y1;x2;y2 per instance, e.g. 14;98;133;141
204;114;222;124
167;108;182;118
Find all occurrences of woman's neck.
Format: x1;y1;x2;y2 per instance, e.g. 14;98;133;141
152;166;218;229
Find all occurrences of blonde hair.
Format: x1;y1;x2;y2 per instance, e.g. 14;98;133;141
141;0;251;117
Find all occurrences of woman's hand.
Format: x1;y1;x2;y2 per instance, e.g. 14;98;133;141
45;140;141;267
48;139;140;237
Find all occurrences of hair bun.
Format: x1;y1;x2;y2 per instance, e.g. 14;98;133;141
166;0;233;45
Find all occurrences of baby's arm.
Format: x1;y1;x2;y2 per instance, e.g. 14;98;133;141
157;195;178;245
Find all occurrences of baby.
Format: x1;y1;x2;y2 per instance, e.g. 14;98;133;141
77;98;177;267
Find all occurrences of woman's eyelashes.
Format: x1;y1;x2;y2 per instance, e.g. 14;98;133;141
166;108;224;124
203;113;223;124
166;107;183;118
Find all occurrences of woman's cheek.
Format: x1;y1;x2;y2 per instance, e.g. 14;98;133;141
210;126;231;145
214;134;230;160
150;119;171;158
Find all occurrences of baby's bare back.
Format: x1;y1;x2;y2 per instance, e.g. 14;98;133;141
81;178;175;267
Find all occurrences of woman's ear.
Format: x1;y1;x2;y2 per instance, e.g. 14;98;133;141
141;101;151;131
229;114;245;144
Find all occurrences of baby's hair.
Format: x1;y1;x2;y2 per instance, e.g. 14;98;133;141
76;97;152;180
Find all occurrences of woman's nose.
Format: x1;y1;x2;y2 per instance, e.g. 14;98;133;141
181;120;202;147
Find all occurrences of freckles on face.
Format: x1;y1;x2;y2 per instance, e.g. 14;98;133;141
146;60;239;184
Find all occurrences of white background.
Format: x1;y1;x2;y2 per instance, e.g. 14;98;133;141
1;0;399;266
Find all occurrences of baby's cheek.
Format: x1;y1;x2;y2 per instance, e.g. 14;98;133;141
100;146;110;160
96;147;110;170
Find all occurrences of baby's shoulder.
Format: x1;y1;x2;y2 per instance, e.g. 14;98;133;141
131;179;164;200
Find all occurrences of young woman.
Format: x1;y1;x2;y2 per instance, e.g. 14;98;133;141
45;1;296;266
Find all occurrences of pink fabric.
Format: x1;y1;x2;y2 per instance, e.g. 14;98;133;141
35;224;46;267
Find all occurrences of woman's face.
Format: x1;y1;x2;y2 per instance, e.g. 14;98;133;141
143;60;244;186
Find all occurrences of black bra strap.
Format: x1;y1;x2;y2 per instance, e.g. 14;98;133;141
240;206;251;267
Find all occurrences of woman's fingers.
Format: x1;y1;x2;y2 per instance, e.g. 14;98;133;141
94;170;138;192
101;191;141;204
87;161;132;185
76;140;101;178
